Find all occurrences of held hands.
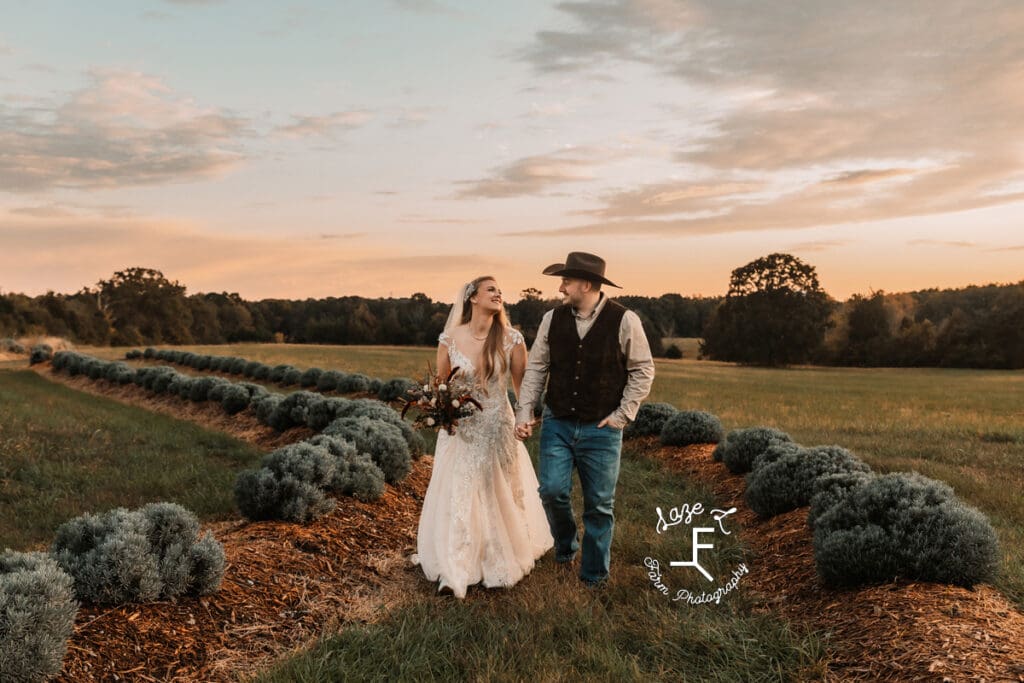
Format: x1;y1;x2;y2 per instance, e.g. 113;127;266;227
514;419;537;441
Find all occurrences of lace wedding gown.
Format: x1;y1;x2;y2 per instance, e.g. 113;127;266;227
411;327;553;598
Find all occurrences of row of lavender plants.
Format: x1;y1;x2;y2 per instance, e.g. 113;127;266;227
7;350;430;680
49;351;425;520
126;347;418;403
2;502;225;681
627;403;999;589
1;337;26;354
4;338;55;365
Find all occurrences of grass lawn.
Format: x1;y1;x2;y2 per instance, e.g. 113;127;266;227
0;369;263;550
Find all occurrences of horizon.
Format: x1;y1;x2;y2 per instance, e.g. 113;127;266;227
3;264;1019;305
2;2;1022;302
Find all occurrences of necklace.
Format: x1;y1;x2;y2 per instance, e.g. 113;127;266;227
471;333;488;341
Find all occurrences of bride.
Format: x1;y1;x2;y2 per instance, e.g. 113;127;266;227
412;275;554;598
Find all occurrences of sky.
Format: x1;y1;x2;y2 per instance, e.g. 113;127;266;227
1;0;1022;302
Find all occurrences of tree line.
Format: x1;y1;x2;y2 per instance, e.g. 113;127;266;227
700;254;1023;369
2;262;1021;368
0;267;714;353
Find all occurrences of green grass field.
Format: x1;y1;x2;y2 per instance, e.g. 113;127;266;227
0;370;263;550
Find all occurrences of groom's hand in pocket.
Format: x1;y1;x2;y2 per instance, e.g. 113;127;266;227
597;414;627;430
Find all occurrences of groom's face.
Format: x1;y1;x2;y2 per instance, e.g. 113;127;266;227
558;277;592;306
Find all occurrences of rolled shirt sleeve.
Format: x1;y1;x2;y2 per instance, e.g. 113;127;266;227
607;310;655;428
515;310;553;424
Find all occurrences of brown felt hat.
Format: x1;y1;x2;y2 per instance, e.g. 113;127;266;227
542;251;621;288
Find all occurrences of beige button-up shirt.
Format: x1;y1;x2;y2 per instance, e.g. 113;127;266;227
515;293;655;429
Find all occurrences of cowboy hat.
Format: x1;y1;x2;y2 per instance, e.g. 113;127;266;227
542;251;621;288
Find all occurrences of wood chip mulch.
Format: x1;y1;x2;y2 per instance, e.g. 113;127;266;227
634;438;1024;682
55;460;431;682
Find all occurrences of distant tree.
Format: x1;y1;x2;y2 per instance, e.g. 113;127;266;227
508;288;554;345
701;253;834;366
987;285;1024;368
97;267;193;345
934;307;985;368
891;317;938;366
840;291;892;365
206;292;254;342
64;289;112;344
187;295;223;343
635;310;666;358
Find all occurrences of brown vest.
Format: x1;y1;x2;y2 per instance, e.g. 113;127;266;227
545;299;628;422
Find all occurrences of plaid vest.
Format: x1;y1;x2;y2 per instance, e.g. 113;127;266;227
545;300;627;422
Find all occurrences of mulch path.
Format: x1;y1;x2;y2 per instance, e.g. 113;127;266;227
55;463;431;682
634;437;1024;682
31;366;1024;681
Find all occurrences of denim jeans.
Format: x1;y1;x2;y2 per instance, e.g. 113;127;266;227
537;408;623;583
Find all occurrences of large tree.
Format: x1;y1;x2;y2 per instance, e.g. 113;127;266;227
97;267;193;345
701;253;834;366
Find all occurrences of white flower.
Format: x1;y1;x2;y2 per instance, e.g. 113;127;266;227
451;399;461;408
426;417;436;426
438;383;448;392
430;398;437;407
422;384;430;392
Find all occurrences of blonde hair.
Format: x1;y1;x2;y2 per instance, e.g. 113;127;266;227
460;275;510;384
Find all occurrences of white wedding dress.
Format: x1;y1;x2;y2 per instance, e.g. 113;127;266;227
411;327;553;598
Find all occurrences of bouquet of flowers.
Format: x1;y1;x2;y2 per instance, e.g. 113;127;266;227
400;364;483;435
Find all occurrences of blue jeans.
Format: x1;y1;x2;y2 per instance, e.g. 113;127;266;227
537;408;623;583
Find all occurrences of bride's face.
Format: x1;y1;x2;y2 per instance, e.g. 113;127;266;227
471;279;503;315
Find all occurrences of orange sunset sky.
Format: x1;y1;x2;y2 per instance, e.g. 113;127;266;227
1;1;1022;302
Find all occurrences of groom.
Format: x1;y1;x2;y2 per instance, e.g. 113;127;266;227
515;252;655;587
